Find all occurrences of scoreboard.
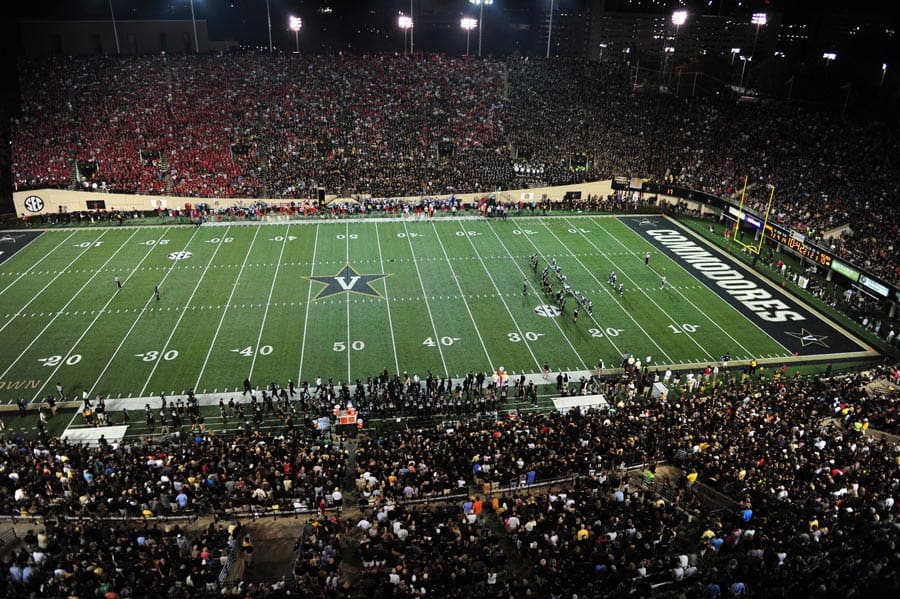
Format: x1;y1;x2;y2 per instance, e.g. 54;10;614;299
763;224;833;268
612;174;899;303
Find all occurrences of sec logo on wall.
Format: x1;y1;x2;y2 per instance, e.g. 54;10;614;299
24;196;45;212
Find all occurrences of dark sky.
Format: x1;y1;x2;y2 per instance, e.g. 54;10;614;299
10;2;900;45
1;0;897;209
3;1;899;57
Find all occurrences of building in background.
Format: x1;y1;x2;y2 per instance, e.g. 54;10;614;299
584;0;895;108
17;19;235;56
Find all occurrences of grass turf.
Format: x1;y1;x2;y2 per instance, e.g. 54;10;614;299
0;215;873;410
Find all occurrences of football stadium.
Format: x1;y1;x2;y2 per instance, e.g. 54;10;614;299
1;2;899;597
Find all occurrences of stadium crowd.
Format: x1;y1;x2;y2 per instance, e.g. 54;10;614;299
12;53;506;200
2;361;899;596
6;49;900;596
2;518;244;597
0;427;348;520
12;53;899;284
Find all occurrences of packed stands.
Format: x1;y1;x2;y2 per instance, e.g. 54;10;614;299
5;49;900;594
13;53;899;285
2;362;899;596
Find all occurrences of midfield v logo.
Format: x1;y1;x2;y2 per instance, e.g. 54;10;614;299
306;264;389;300
335;276;361;290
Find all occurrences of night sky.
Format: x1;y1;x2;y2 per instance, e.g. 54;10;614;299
0;0;897;208
7;1;899;52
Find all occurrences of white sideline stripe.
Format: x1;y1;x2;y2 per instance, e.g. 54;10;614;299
88;227;201;398
553;218;676;363
431;222;494;370
297;224;320;383
2;230;122;385
10;356;805;417
0;231;108;336
0;231;76;297
592;217;754;358
139;228;234;397
462;222;547;371
203;214;494;226
23;229;155;403
249;224;290;380
374;222;400;377
402;220;449;378
194;225;264;389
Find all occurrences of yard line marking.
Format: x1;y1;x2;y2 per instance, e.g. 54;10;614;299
249;224;290;381
297;224;321;383
549;219;675;362
1;229;123;384
374;222;400;377
194;225;264;389
462;222;549;371
592;217;755;358
0;231;110;335
0;231;77;297
139;228;233;397
344;223;352;382
22;229;163;403
431;222;494;370
87;227;202;398
402;220;449;378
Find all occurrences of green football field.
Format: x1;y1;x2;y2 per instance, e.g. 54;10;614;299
0;214;871;405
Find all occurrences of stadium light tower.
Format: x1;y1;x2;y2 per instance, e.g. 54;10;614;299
289;16;302;54
398;14;413;55
731;47;740;65
265;0;273;52
672;10;688;33
823;52;837;66
663;46;675;82
739;55;752;88
881;62;888;88
108;0;121;54
546;0;554;59
460;18;478;57
469;0;493;58
189;0;199;53
671;10;687;55
751;12;767;62
659;10;686;80
598;42;608;62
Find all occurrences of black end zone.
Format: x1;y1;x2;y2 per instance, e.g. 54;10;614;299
0;231;43;266
619;216;869;357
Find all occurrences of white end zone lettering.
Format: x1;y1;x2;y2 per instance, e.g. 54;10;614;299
621;217;865;355
646;229;805;323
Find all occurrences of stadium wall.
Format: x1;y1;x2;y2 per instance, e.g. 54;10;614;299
13;181;655;216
